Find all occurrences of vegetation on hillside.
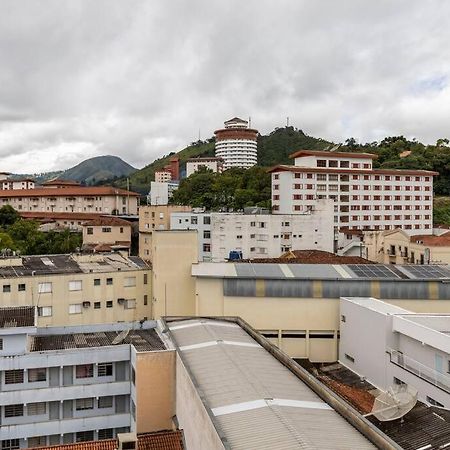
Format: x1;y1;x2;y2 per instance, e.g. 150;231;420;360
171;166;271;210
0;206;82;255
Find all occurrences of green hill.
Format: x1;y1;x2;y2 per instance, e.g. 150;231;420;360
60;155;136;185
115;127;330;193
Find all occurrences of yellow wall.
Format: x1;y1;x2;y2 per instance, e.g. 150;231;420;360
83;224;131;246
135;350;176;433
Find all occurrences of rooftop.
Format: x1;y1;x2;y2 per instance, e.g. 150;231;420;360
41;179;81;187
0;253;148;278
28;431;184;450
410;231;450;246
192;261;450;280
20;212;104;221
165;317;383;449
0;306;35;328
289;149;379;160
31;328;165;352
82;216;132;227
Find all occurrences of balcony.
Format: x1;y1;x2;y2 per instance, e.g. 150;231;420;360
388;349;450;394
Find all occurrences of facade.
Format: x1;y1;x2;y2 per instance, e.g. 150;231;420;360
154;170;172;183
19;212;103;232
0;309;174;447
150;234;450;361
339;297;450;409
170;200;334;261
185;157;223;177
0;253;151;327
214;117;258;169
1;179;35;190
82;217;132;252
364;228;450;265
0;186;139;215
269;150;437;234
138;205;191;261
148;181;178;206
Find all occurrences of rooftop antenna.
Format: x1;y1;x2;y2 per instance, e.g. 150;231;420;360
248;116;251;128
287;116;290;127
198;128;201;141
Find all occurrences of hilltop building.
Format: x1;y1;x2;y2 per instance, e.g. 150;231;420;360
154;156;180;183
269;150;437;234
214;117;258;169
185;156;223;177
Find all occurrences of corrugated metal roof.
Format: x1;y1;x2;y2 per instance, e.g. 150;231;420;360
168;319;376;449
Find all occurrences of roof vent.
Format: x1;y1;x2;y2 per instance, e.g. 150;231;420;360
117;432;137;450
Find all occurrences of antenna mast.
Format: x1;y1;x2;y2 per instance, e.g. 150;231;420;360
287;116;290;127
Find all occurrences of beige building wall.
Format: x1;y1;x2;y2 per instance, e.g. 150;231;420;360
83;224;131;245
175;355;226;450
151;230;198;318
365;229;450;265
0;261;152;327
135;350;176;433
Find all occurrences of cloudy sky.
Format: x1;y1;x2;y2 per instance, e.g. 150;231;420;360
1;1;450;173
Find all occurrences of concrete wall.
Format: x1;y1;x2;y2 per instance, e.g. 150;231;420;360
134;350;176;433
83;224;131;246
175;355;226;450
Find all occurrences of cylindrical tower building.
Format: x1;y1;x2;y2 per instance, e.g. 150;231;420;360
214;117;258;169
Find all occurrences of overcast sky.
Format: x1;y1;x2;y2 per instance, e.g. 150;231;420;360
1;0;450;173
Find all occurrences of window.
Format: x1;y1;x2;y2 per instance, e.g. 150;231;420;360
98;429;114;440
1;440;19;450
87;227;93;235
76;364;93;379
0;338;2;350
102;227;112;233
27;402;46;415
143;273;148;285
341;315;346;323
38;282;52;293
132;367;136;384
5;369;24;384
124;277;136;287
125;299;136;309
27;437;47;448
98;396;113;408
316;159;327;167
328;160;338;167
3;284;11;293
340;160;350;168
77;399;94;412
203;216;211;225
4;404;24;417
37;306;52;317
18;283;25;291
106;300;113;308
69;280;82;291
76;431;95;443
69;304;82;314
144;295;148;305
203;230;211;239
28;368;46;382
94;302;101;309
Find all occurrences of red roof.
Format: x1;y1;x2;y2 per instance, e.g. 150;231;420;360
267;164;439;176
289;150;378;160
410;231;450;247
0;186;140;198
20;212;104;221
28;431;184;450
42;179;81;186
83;216;132;227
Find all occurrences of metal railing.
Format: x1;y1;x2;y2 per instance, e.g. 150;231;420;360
388;349;450;393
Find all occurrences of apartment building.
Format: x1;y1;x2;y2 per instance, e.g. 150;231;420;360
185;157;223;177
154;170;172;183
0;253;151;327
148;181;179;206
170;201;334;261
1;178;35;190
0;308;174;447
269;150;437;234
0;186;139;215
364;228;450;265
19;212;103;232
339;297;450;409
138;205;191;260
82;217;132;252
214;117;258;169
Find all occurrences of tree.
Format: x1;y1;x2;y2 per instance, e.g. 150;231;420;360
0;205;20;228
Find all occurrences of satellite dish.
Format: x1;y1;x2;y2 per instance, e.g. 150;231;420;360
112;329;130;345
365;385;417;421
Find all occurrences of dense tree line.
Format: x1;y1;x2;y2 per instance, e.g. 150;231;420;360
0;206;82;255
171;166;271;210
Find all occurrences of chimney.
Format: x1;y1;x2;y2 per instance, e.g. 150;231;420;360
117;432;137;450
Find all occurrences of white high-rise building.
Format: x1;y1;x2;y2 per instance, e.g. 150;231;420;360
269;150;437;234
214;117;258;169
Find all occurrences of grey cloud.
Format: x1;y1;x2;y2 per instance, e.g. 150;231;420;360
0;0;450;173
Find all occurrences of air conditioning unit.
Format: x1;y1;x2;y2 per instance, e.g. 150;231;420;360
117;298;125;305
82;301;91;308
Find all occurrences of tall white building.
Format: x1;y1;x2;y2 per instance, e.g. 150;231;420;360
170;200;334;261
340;297;450;409
214;117;258;169
269;150;437;234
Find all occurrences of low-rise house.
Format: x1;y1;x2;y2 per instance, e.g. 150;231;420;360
185;157;223;177
82;216;132;253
